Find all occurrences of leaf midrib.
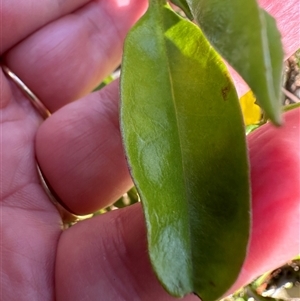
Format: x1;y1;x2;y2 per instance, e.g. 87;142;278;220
155;3;194;291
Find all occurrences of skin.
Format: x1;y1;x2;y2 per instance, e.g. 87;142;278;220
0;0;299;300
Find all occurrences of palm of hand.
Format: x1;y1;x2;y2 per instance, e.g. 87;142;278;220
2;92;182;301
1;1;299;301
1;1;169;300
2;105;60;299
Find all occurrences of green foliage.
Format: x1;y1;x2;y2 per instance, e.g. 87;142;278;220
121;2;250;300
93;75;114;91
246;124;260;135
113;187;139;209
169;0;193;19
187;0;284;125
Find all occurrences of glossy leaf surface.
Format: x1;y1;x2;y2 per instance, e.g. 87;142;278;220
121;2;250;300
186;0;284;125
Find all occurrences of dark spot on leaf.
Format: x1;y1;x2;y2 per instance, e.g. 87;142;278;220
221;74;232;101
221;84;231;101
209;280;216;287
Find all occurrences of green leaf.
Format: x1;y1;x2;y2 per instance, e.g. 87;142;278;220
186;0;284;125
121;2;250;301
169;0;193;20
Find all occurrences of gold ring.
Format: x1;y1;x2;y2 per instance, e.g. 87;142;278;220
2;63;79;224
2;64;51;119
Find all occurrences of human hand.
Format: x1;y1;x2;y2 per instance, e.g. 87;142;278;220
1;1;299;300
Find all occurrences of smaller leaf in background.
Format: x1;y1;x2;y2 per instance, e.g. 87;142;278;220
169;0;193;20
186;0;284;125
240;90;261;126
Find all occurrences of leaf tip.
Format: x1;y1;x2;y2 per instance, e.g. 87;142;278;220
269;110;283;127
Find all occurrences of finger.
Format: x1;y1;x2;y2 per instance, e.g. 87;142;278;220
35;0;298;214
3;0;147;112
56;203;198;301
227;108;300;295
36;80;131;215
1;0;89;54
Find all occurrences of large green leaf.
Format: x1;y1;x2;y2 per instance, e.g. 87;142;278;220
121;2;250;300
186;0;284;125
